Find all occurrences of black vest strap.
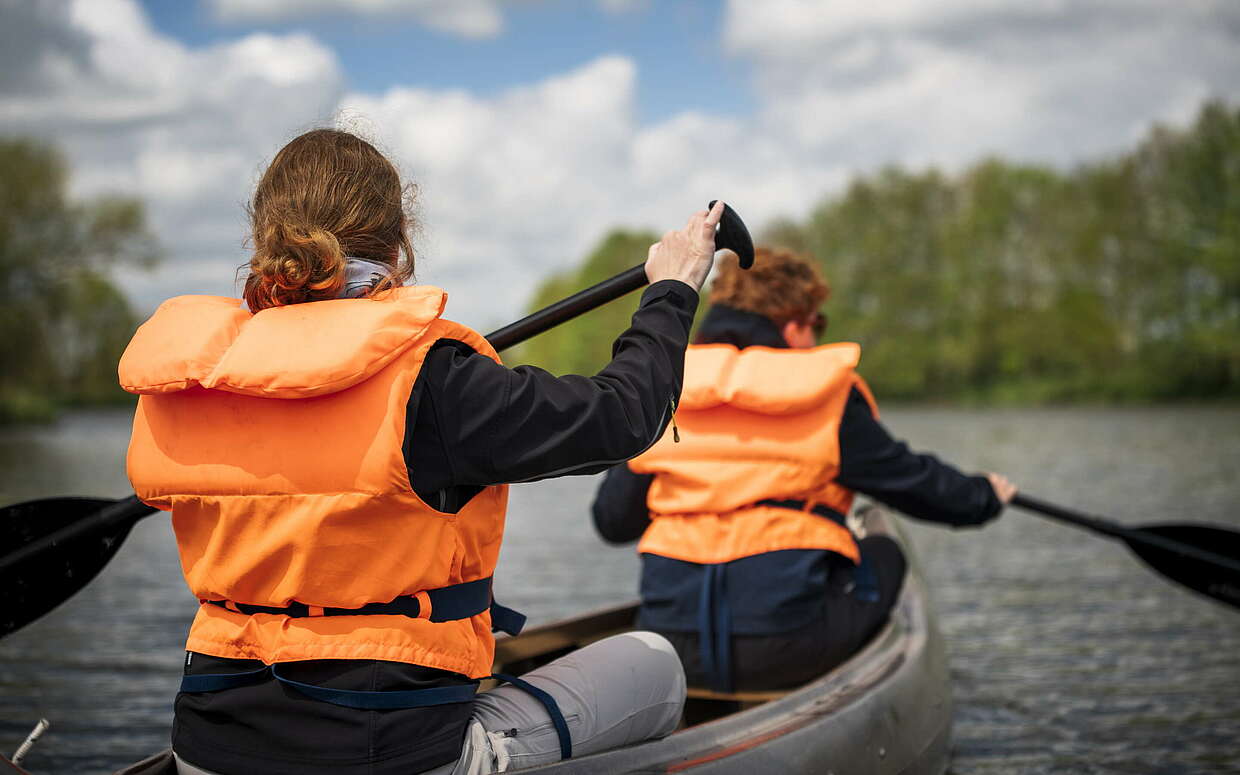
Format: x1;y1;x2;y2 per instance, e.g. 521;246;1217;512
696;563;733;693
491;672;573;760
756;498;848;527
690;500;850;692
203;575;526;636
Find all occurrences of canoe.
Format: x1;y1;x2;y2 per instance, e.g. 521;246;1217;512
105;503;950;775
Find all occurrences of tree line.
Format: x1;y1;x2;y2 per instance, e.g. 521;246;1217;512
0;139;159;423
2;100;1235;423
521;100;1240;403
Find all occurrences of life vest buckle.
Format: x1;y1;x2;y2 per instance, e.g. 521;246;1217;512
201;575;525;635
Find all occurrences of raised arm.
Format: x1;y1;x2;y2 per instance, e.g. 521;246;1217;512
405;203;725;503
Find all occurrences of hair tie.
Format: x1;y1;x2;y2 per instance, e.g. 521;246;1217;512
339;257;395;299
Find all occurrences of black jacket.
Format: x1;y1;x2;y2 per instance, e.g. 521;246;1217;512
174;280;700;775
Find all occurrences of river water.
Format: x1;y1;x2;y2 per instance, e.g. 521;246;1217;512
1;407;1238;774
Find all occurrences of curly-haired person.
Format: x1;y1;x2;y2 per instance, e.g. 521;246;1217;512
592;247;1016;693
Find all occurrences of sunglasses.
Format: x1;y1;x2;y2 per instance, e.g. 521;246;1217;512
809;311;828;337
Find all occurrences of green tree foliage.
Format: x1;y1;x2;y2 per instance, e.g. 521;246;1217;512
0;138;159;422
515;229;658;375
524;100;1240;403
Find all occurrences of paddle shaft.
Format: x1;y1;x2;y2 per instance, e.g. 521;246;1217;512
486;264;647;351
486;199;753;350
1012;493;1240;575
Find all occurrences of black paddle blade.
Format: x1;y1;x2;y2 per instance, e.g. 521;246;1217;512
1125;523;1240;610
0;497;134;638
708;200;754;269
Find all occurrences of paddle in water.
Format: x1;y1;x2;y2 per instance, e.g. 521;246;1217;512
1013;493;1240;610
0;202;755;639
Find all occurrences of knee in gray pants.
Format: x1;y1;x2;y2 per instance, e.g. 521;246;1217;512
443;630;686;774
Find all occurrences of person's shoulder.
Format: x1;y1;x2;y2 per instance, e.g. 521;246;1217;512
425;314;502;362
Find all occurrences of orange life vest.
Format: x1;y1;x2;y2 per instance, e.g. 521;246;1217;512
120;286;507;679
629;342;878;566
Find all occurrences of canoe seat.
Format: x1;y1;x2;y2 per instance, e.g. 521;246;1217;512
685;686;791;703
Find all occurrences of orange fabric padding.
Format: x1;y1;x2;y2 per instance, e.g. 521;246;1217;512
123;287;508;678
635;505;858;565
120;286;447;398
631;343;875;566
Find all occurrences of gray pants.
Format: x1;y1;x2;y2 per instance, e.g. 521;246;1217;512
175;631;685;775
429;631;685;774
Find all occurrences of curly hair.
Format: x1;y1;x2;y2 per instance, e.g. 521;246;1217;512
243;129;416;311
708;246;829;326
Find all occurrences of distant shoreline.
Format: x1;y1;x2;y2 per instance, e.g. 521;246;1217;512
4;398;1239;432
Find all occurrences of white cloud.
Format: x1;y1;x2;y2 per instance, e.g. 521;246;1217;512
337;54;843;328
209;0;504;39
2;0;345;314
207;0;644;38
4;0;1238;333
723;0;1240;170
340;57;644;329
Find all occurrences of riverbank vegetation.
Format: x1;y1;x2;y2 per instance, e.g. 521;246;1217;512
0;138;159;423
3;100;1235;423
522;100;1240;403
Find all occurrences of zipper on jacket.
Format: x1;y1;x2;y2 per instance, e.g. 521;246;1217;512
669;394;680;443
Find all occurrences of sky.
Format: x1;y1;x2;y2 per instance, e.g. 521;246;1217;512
3;0;1239;331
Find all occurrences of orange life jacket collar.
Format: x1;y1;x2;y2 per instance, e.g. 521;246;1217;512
119;286;448;398
676;342;863;415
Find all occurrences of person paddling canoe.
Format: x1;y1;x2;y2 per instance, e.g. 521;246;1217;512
592;246;1018;693
119;128;725;775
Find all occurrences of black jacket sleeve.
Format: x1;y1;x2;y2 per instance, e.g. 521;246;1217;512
404;280;698;505
835;388;1001;527
591;463;654;544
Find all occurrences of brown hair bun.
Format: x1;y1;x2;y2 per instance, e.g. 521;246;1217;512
248;219;346;309
243;129;415;311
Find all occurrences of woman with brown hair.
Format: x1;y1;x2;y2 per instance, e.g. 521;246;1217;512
592;246;1016;693
120;128;725;774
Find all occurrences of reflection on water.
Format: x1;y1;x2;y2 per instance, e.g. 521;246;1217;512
1;407;1238;774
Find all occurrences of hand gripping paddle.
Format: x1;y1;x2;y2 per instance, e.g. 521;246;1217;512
486;200;754;350
709;200;754;269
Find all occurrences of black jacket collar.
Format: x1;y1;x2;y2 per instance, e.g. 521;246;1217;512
695;304;788;349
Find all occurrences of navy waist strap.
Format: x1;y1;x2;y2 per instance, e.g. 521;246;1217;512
184;579;529;711
204;575;526;636
756;498;848;527
691;499;848;693
697;563;733;694
179;665;479;709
